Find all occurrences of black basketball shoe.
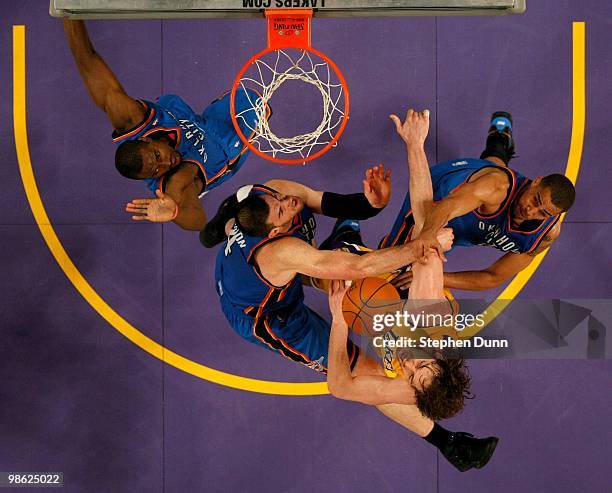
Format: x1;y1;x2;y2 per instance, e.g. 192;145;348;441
439;432;499;472
480;111;515;164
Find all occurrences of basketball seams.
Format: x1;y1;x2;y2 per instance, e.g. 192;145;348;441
342;277;403;335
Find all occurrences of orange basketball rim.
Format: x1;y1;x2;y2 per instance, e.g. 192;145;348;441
230;9;350;165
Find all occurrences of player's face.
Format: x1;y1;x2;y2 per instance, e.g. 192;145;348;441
402;359;438;392
138;140;182;179
512;179;562;222
263;193;305;233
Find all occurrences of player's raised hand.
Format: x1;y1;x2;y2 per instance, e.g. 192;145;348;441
389;108;430;147
125;189;179;223
363;163;392;208
328;280;351;319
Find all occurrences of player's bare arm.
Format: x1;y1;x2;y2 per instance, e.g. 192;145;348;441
265;163;391;214
256;235;442;287
443;222;561;290
418;170;510;242
390;109;433;233
125;165;207;230
63;19;145;131
326;281;415;405
393;223;561;291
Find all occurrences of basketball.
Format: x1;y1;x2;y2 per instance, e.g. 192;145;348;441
342;277;403;336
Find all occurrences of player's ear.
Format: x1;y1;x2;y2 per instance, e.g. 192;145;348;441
268;227;281;238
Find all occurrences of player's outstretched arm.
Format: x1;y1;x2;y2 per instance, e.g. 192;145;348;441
258;234;446;287
125;166;206;231
327;281;414;405
444;225;560;290
443;251;533;291
63;19;145;131
390;109;433;235
418;170;509;245
265;163;391;216
257;237;429;285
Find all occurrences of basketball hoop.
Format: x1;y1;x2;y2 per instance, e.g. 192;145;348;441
230;9;350;165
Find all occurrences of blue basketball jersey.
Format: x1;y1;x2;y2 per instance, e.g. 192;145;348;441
381;158;560;254
215;185;317;315
112;89;261;195
215;185;359;372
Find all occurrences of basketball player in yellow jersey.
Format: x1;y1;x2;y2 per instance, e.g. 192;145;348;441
326;109;498;472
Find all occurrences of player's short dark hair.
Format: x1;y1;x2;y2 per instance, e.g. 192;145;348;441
541;174;576;212
415;357;473;421
115;140;146;179
236;195;272;236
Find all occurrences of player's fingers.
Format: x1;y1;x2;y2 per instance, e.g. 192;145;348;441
131;215;147;221
390;272;413;290
129;198;152;205
155;189;165;199
407;109;414;120
435;245;447;262
389;114;402;132
423;109;430;119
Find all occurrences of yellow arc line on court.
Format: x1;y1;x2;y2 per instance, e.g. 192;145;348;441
13;22;585;393
12;25;326;396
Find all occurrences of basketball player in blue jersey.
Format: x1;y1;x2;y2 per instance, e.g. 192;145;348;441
385;111;576;291
63;20;265;231
203;164;495;472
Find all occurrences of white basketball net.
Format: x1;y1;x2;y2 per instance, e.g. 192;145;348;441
234;49;347;161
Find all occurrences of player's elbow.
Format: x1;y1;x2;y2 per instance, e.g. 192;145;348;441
327;378;352;400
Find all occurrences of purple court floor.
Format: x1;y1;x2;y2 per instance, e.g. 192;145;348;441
1;1;612;492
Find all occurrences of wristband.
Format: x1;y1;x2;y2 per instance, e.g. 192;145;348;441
320;192;383;220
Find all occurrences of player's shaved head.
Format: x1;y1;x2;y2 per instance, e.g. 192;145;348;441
540;174;575;212
115;140;146;179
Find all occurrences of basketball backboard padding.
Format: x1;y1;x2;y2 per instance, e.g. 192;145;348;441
51;0;526;19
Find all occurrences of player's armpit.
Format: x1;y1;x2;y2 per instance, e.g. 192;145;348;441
264;180;324;212
63;20;145;131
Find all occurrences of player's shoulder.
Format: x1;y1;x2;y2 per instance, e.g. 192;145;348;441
259;235;312;258
465;167;510;199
